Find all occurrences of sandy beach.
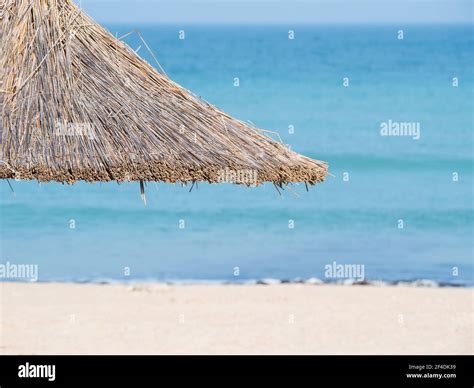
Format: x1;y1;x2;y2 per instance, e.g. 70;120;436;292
0;282;472;355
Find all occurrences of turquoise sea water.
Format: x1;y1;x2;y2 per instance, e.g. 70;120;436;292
0;25;473;285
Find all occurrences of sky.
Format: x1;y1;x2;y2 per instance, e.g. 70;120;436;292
77;0;473;24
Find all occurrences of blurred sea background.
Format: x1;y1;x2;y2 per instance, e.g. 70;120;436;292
0;24;472;285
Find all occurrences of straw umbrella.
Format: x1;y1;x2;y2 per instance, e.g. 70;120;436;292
0;0;327;198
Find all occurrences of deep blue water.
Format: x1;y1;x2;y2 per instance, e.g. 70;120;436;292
0;25;472;285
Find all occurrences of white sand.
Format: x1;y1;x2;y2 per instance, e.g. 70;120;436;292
0;282;472;354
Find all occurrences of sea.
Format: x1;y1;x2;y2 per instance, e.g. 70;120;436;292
0;24;472;286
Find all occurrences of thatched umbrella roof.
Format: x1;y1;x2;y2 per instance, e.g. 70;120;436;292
0;0;327;187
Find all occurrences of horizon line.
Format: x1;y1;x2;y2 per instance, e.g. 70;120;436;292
98;21;474;26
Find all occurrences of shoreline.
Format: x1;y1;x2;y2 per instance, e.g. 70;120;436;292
1;277;470;287
1;282;472;355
